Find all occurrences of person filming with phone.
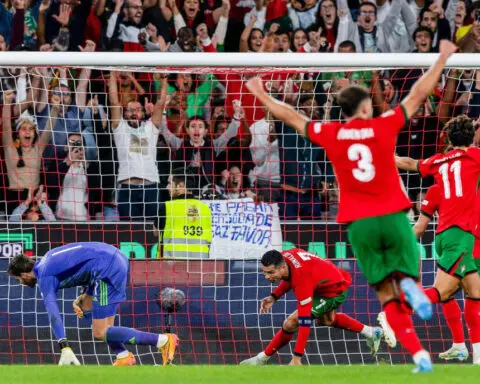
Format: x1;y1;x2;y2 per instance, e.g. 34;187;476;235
45;133;101;221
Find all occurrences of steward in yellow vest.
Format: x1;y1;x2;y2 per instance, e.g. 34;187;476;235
154;169;212;259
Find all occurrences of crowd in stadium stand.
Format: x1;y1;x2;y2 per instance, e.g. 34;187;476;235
0;0;479;222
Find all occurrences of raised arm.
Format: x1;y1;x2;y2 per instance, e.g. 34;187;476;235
379;0;403;38
159;0;172;21
76;40;96;111
2;90;16;147
401;40;457;119
395;155;419;172
38;94;60;150
108;72;122;129
437;69;458;126
240;15;256;53
107;0;123;39
151;75;167;128
246;77;309;136
168;0;186;33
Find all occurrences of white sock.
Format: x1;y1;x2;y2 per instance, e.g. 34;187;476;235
258;351;270;362
413;350;431;365
452;342;467;350
472;342;480;360
360;325;374;338
117;350;130;359
157;334;168;348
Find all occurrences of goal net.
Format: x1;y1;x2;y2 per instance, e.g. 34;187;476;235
0;53;475;365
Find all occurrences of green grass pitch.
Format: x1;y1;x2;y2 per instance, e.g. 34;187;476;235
1;365;478;384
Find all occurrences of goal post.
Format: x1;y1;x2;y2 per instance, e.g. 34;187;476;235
0;52;478;67
0;53;474;365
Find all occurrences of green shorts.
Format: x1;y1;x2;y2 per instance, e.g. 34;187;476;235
436;227;476;278
347;211;419;286
475;258;480;276
311;290;348;318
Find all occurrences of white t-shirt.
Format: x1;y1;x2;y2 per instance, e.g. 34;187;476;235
363;32;376;53
56;164;89;221
113;119;160;183
249;119;280;184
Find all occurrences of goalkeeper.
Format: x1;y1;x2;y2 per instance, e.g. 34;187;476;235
7;242;178;366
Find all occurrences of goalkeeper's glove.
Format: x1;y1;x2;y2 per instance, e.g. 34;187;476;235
73;293;91;319
58;341;81;366
73;293;86;318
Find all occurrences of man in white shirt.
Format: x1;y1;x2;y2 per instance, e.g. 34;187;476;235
109;72;166;221
248;114;280;202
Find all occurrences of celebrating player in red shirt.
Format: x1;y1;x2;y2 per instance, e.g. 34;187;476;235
240;249;395;366
246;39;458;372
396;115;480;366
413;183;469;361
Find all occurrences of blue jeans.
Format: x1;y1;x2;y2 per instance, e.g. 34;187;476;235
279;190;324;220
117;183;159;221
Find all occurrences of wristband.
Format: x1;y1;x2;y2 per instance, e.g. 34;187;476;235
270;293;279;301
58;339;69;350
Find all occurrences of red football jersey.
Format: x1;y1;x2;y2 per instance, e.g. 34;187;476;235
272;249;351;312
420;184;441;220
307;106;412;223
271;249;352;355
418;147;480;233
473;193;480;259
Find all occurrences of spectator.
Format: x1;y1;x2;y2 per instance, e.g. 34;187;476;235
9;185;56;222
324;179;339;220
457;1;480;52
2;90;59;215
158;102;243;192
240;15;265;52
315;0;339;48
108;71;165;221
35;66;96;163
82;95;119;220
419;3;452;51
290;0;319;30
244;0;266;30
45;132;99;221
273;29;292;52
218;164;253;199
168;26;201;51
412;25;434;52
142;0;171;44
335;0;409;53
115;71;146;106
166;0;229;33
159;70;218;119
291;28;307;51
273;107;326;220
107;0;147;51
248;109;280;202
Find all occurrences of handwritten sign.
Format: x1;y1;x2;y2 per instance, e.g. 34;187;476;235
203;199;283;259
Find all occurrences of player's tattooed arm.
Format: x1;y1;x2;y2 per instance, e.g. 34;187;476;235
395;155;419;172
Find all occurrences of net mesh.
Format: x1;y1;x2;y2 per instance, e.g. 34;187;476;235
0;65;474;364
